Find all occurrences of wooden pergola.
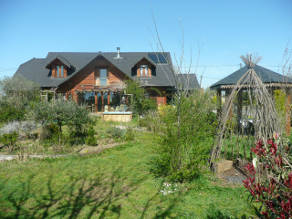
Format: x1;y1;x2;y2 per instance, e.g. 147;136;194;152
210;64;292;135
74;84;129;113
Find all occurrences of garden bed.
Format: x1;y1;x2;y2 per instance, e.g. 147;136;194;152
103;112;132;122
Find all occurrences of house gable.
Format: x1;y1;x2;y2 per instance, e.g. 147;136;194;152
57;55;130;98
131;57;156;77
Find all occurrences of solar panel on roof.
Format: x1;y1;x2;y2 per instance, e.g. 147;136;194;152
148;53;168;64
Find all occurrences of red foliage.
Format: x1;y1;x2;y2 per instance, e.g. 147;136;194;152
243;138;292;218
251;140;266;156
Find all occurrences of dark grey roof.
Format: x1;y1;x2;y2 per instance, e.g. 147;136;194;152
45;55;72;68
176;74;200;90
14;52;175;88
210;65;292;89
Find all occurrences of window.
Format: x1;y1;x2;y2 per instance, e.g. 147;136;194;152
139;65;149;77
61;65;64;77
51;64;67;78
100;69;107;86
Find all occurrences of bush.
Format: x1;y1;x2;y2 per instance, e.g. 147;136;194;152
68;130;87;145
126;80;157;115
29;99;91;145
150;90;217;182
138;110;162;133
107;127;125;140
85;126;98;146
41;124;60;144
0;121;38;139
123;128;135;141
0;76;40;123
0;102;26;122
0;132;18;152
243;136;292;218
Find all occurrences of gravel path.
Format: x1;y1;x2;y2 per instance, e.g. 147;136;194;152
0;155;18;161
0;142;122;162
0;154;65;162
218;168;246;185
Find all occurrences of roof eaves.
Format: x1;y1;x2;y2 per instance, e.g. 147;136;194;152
135;56;156;67
45;56;72;68
57;53;131;88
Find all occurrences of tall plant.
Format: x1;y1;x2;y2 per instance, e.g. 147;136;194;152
125;80;156;115
151;90;217;182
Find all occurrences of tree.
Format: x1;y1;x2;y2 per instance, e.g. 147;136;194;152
148;19;217;182
125;80;156;115
29;99;90;144
0;75;40;122
151;90;217;182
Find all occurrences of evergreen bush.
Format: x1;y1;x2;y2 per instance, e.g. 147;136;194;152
85;126;98;146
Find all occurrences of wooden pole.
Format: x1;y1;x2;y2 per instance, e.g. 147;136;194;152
216;89;222;118
226;89;233;120
101;92;104;112
95;92;98;112
237;90;243;133
107;91;111;111
237;90;245;159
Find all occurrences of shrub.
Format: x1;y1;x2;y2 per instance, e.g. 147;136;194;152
42;124;60;143
125;80;157;115
107;127;125;140
29;99;91;145
138;110;162;133
0;132;18;152
0;76;40;123
243;136;292;218
85;126;98;146
150;90;217;182
68;130;87;145
0;102;25;122
0;121;38;139
123;128;135;141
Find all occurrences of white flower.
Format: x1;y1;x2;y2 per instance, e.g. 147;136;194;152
252;157;257;168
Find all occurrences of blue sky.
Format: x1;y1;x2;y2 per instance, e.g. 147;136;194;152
0;0;291;87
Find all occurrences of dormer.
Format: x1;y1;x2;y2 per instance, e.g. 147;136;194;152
131;57;156;78
46;56;72;78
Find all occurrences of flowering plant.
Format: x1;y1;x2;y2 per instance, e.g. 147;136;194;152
243;134;292;218
160;182;178;196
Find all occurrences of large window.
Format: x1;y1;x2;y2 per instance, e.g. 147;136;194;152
78;92;95;106
100;69;107;86
61;65;64;77
56;66;60;77
140;65;149;77
52;65;66;78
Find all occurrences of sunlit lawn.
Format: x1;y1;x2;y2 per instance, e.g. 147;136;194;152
0;121;256;218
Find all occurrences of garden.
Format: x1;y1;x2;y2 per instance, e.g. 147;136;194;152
0;70;291;218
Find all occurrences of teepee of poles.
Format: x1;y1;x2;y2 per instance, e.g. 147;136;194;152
210;54;282;167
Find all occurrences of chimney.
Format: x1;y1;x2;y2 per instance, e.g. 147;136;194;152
114;47;123;59
116;47;121;59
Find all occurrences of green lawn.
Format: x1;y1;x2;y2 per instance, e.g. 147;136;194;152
0;125;256;218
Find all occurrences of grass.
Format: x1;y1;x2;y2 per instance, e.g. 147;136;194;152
221;135;255;161
0;121;256;218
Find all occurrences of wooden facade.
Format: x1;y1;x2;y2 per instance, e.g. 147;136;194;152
135;58;153;77
56;56;168;112
48;59;68;78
